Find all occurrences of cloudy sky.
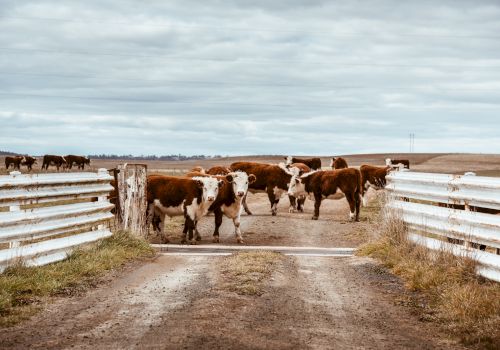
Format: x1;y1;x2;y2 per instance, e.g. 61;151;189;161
1;0;499;156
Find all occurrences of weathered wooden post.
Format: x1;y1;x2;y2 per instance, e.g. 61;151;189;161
116;164;148;237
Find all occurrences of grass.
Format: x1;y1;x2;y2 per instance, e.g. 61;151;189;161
219;251;284;296
0;230;155;327
358;209;500;349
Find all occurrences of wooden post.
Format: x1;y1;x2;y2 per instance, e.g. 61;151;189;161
116;164;147;237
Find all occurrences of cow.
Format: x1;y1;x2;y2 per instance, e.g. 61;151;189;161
284;156;321;170
186;171;256;243
146;175;222;244
5;156;24;170
287;168;362;221
41;155;67;171
386;158;410;169
21;156;37;171
330;157;348;170
286;163;311;212
190;166;205;174
360;165;391;206
206;166;231;175
65;155;91;170
230;161;297;216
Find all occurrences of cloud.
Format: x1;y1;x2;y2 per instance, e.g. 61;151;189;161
0;0;499;155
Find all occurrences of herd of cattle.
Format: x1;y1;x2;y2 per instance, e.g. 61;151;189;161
4;155;91;171
146;156;410;244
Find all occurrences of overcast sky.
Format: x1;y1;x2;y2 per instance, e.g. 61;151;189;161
1;0;499;156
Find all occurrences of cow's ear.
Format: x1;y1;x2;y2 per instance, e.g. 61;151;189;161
218;180;224;188
248;174;256;183
225;174;234;183
196;180;204;188
295;178;300;184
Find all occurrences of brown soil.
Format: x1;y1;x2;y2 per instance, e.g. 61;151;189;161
0;189;467;349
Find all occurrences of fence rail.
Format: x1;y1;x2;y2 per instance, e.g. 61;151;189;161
386;171;500;282
0;169;114;272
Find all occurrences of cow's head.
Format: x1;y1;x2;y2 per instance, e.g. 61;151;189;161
85;157;91;165
385;158;392;166
225;171;256;198
330;157;336;168
284;155;293;166
194;176;222;203
287;170;316;197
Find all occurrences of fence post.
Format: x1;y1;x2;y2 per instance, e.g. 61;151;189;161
8;171;22;248
116;164;148;237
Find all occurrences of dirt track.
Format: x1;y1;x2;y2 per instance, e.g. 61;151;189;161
0;191;465;349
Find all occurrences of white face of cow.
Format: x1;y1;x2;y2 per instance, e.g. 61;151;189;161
193;176;221;202
284;155;293;166
227;171;256;198
330;158;335;168
287;174;306;197
385;158;392;166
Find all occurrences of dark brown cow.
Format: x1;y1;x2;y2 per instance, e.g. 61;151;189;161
287;168;362;221
206;166;231;175
5;156;24;170
284;156;321;170
186;171;256;243
360;165;391;206
65;155;91;170
286;162;311;212
42;155;67;170
230;161;296;216
330;157;348;169
146;175;222;244
386;158;410;169
21;156;37;171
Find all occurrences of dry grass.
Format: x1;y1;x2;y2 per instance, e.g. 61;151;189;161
0;231;155;327
358;210;500;349
219;251;284;296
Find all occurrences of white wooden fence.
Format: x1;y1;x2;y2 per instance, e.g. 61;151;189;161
386;171;500;282
0;169;114;272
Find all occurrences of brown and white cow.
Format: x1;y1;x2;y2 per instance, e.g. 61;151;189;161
42;155;67;171
206;166;231;175
386;158;410;169
287;168;362;221
65;155;91;170
21;156;37;171
230;161;297;216
286;162;311;212
5;156;24;170
360;165;391;206
147;175;223;244
187;171;256;243
284;156;321;170
330;157;348;170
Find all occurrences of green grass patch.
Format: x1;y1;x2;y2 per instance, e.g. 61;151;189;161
219;251;284;296
0;231;155;327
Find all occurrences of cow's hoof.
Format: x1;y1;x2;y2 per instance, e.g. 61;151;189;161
237;238;244;244
213;236;220;243
271;211;277;216
245;211;253;215
288;207;295;213
181;239;187;244
299;208;304;213
189;240;197;245
312;216;318;220
161;238;170;244
195;236;202;241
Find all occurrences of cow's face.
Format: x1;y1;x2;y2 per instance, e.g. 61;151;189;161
227;171;256;198
330;157;336;168
195;177;221;203
385;158;392;166
284;155;293;166
287;175;306;197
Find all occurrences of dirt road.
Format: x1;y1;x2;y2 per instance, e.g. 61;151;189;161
0;192;465;349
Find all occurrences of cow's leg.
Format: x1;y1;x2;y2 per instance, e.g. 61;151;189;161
267;189;279;216
288;195;297;213
192;220;200;243
346;192;357;221
233;215;244;244
362;182;369;207
312;194;322;220
213;207;223;243
157;213;169;243
242;193;252;215
181;217;192;244
297;196;305;212
355;191;361;222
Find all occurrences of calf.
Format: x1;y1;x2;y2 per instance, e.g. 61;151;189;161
42;155;67;171
187;171;256;243
330;157;348;169
386;158;410;169
284;156;321;170
360;165;391;206
5;156;24;170
65;155;91;170
21;156;37;171
286;162;311;212
230;161;296;216
147;175;222;244
287;168;362;221
206;166;231;175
